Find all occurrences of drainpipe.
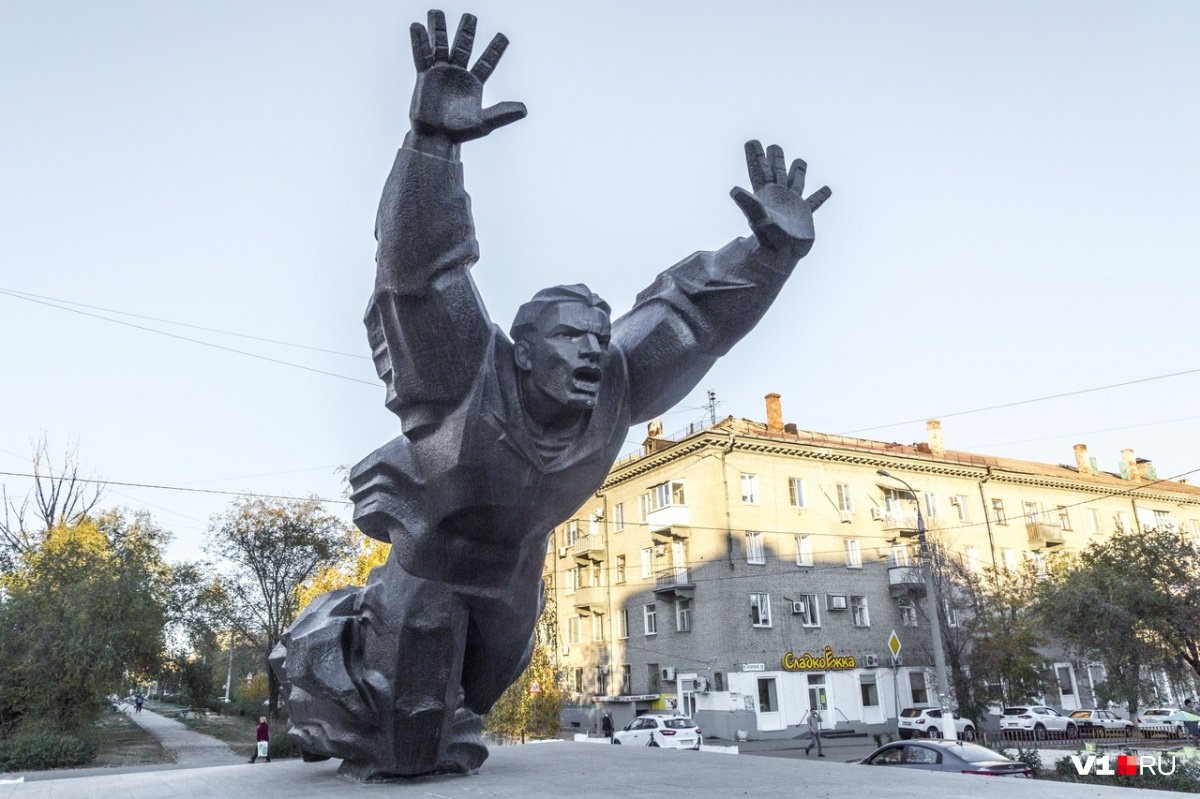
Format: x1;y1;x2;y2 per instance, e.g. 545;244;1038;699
977;467;998;571
720;431;736;569
595;487;614;697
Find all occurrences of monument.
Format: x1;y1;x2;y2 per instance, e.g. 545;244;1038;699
271;9;831;779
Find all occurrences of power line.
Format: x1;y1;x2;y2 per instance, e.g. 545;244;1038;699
0;287;371;360
964;413;1200;451
0;289;379;388
0;470;350;506
842;366;1200;435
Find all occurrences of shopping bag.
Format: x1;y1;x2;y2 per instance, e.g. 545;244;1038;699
257;741;269;757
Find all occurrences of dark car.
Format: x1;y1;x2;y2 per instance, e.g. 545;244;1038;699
861;739;1032;777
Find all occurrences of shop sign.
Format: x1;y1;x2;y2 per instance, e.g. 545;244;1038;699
742;663;766;672
613;694;660;702
782;645;857;672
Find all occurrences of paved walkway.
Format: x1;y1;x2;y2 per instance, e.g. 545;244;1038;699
122;706;240;767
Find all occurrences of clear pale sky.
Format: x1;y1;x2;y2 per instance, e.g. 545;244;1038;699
2;1;1198;561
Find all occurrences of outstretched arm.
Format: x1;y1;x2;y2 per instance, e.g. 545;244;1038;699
614;141;831;423
368;11;526;434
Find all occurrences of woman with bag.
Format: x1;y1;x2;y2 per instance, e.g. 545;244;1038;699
249;716;271;763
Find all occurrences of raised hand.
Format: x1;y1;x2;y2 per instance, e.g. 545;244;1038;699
409;10;527;143
730;141;831;256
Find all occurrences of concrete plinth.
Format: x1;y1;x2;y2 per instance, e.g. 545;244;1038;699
0;741;1181;798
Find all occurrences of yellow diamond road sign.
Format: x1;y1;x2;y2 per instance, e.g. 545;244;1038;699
887;630;902;658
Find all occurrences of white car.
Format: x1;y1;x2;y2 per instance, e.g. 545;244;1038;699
1136;708;1187;739
897;707;976;740
999;706;1078;740
613;714;702;749
1068;709;1134;737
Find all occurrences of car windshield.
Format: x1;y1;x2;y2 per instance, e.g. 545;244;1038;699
1002;708;1029;715
942;743;1014;763
663;719;696;729
900;708;927;718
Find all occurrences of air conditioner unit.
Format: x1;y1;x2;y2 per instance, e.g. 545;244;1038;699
694;678;710;693
661;667;676;681
791;600;806;614
870;507;885;521
561;646;570;656
558;547;569;557
863;654;880;667
839;511;854;523
950;495;961;506
826;594;848;610
598;664;609;675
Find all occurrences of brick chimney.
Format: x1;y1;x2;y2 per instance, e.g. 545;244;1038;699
1121;448;1138;481
1136;458;1155;481
1073;444;1093;476
765;393;783;433
926;419;944;457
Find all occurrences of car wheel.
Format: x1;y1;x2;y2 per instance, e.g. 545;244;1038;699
1066;723;1078;739
1034;724;1047;741
961;726;976;742
926;727;940;738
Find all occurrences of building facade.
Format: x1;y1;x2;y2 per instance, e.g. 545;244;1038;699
545;394;1200;739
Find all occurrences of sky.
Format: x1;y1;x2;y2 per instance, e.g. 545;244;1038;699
2;1;1198;563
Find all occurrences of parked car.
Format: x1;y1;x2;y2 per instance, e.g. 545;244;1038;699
861;739;1032;777
999;706;1078;740
897;707;976;741
1068;709;1134;737
1136;708;1187;739
613;714;702;749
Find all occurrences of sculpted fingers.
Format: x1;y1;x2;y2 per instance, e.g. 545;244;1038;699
480;101;528;135
787;158;807;192
428;10;449;62
744;140;768;192
450;13;477;67
410;22;433;72
471;33;510;83
767;144;786;185
730;186;768;226
807;186;832;213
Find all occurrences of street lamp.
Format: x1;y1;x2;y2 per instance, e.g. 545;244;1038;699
876;468;957;741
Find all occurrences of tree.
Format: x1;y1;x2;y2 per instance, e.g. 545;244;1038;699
483;585;564;742
0;510;168;732
206;497;351;718
0;437;103;564
295;535;391;611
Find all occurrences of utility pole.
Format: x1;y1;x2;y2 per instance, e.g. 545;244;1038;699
706;389;717;426
877;469;957;741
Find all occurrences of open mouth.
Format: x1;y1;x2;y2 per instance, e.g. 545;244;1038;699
572;366;602;392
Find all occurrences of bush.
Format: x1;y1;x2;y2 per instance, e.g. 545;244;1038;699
0;731;96;772
267;731;298;759
1053;753;1200;792
1002;746;1043;776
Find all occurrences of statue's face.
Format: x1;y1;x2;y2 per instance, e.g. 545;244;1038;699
521;302;611;409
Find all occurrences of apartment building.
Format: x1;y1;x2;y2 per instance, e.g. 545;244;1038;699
545;394;1200;739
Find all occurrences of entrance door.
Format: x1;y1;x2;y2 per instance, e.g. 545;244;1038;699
807;673;829;726
1056;664;1079;711
756;677;783;731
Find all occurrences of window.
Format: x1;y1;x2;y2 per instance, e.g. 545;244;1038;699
1153;509;1174;531
962;545;981;573
788;478;806;508
909;671;929;705
647;663;660;692
860;675;879;707
567;616;581;644
757;678;779;712
945;601;960;628
795;593;820;627
565;520;578;546
794;535;813;566
1002;548;1017;573
572;667;583;693
924;493;940;519
643;604;657;635
851;595;869;627
1057;506;1072;531
648;480;685;511
619;664;631;694
1023;501;1042;523
676;598;692;632
616;608;628;639
615;555;626;583
953;494;969;521
740;473;758;504
613;503;624;531
1118;511;1132;532
889;543;911;567
638;493;649;521
992;498;1007;525
565;567;577;595
595;666;607;696
589;561;601;587
1087;508;1100;533
751;593;772;627
898;598;917;627
845;539;862;568
592;614;605;641
836;483;854;513
883;487;912;512
641;548;653;577
746;531;765;564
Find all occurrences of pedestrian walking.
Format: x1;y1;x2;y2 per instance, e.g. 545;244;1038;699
803;708;824;757
249;716;271;763
602;710;614;743
134;694;144;713
1184;699;1199;746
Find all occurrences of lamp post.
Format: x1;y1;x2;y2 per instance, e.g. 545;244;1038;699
877;469;956;741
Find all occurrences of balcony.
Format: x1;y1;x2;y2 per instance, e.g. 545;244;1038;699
572;585;607;615
647;505;690;533
888;565;926;598
652;567;694;600
881;511;920;537
572;534;605;562
1027;521;1065;548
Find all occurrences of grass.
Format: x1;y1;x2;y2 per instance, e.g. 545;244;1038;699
88;710;173;768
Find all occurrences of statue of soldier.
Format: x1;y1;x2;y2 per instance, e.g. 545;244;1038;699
272;9;830;779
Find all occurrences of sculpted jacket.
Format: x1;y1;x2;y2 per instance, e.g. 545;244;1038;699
349;134;805;590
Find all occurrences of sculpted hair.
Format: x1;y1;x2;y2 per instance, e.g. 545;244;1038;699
509;284;611;343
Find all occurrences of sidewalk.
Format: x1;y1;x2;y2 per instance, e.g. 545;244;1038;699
122;706;240;767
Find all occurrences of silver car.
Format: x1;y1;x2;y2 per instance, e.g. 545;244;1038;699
862;740;1032;777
